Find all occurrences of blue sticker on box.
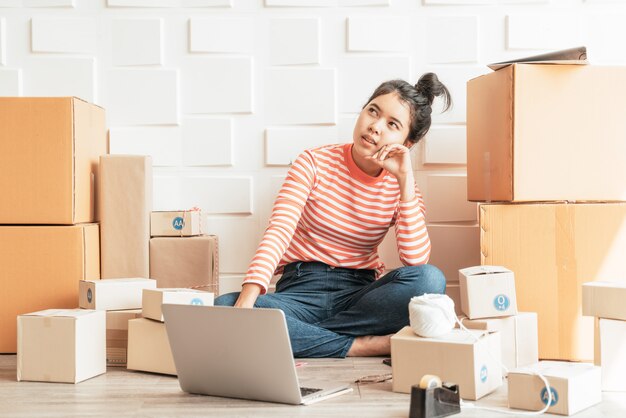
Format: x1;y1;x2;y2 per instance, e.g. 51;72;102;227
541;387;558;406
493;294;510;311
172;217;185;230
190;298;204;306
480;365;488;383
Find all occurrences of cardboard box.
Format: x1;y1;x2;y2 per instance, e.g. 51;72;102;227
458;266;517;319
461;312;538;370
467;64;626;202
106;309;142;367
151;210;202;237
79;278;157;311
0;224;100;353
99;155;152;279
0;97;107;224
142;288;214;322
595;318;626;391
480;202;626;361
127;318;176;376
445;283;462;316
17;309;106;383
149;235;219;294
583;281;626;321
391;326;502;400
508;361;601;416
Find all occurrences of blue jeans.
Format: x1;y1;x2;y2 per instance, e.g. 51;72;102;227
215;261;446;358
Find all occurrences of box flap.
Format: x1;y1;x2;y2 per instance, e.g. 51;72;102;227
487;46;588;71
510;361;598;379
21;309;96;318
460;265;510;276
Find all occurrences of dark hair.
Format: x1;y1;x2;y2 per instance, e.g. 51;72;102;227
363;73;452;146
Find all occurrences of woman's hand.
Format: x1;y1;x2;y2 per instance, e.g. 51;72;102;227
366;143;416;202
234;283;263;308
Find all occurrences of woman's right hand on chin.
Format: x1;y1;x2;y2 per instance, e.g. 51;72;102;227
234;282;263;308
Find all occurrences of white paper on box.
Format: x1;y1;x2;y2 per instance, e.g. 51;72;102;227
127;318;176;376
79;278;156;311
596;318;626;391
150;211;201;237
142;288;214;322
582;281;626;321
459;266;517;319
17;309;105;383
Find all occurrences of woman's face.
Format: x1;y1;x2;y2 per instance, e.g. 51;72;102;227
352;92;412;161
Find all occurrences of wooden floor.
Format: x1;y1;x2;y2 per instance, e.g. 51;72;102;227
1;354;624;417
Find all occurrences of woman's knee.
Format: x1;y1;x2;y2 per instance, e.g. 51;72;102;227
395;264;446;295
214;292;240;306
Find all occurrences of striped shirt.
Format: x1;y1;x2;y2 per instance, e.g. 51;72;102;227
244;143;431;293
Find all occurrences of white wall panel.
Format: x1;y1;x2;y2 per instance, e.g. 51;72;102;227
340;56;410;113
265;68;336;124
269;18;319;65
0;68;20;95
24;57;95;102
265;127;339;166
153;175;182;211
340;0;388;5
31;17;96;53
348;16;409;52
182;176;252;214
190;17;254;53
584;13;626;64
108;0;231;6
182;57;252;114
181;0;231;5
182;118;233;166
0;18;5;65
109;127;182;167
105;69;178;126
424;0;491;4
415;173;477;222
422;16;478;63
0;1;21;6
422;125;467;165
203;217;259;273
24;0;74;6
112;18;162;66
265;0;334;6
507;14;580;50
338;115;358;142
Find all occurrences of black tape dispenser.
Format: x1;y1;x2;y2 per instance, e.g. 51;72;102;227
408;375;461;418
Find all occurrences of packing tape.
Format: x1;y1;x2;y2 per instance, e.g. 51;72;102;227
419;374;442;390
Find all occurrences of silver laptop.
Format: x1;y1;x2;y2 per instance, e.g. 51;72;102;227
162;304;353;405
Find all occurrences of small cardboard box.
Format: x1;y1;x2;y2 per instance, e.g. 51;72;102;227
142;288;214;322
127;318;176;376
583;281;626;321
461;312;538;371
149;235;219;294
391;326;502;400
595;318;626;391
0;224;100;353
467;64;626;202
445;283;462;316
0;97;106;224
79;278;157;311
17;309;106;383
508;361;601;416
459;266;517;319
99;155;152;279
106;309;142;367
150;211;202;237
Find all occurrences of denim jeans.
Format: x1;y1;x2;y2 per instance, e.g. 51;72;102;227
215;261;446;358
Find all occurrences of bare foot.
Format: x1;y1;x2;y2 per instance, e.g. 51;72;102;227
347;334;393;357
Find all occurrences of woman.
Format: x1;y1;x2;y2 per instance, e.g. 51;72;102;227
216;73;452;358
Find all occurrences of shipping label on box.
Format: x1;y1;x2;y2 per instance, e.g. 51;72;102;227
127;318;176;376
583;281;626;321
459;266;517;319
106;309;142;367
17;309;106;383
391;326;502;400
79;278;157;311
508;361;601;416
595;318;626;392
151;210;202;237
142;288;214;322
461;312;538;370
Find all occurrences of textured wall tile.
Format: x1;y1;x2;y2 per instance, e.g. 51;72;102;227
112;18;162;66
182;176;252;214
584;13;626;64
269;18;319;65
416;173;477;222
190;17;254;53
0;18;5;65
31;17;96;53
507;14;580;50
423;125;467;165
340;56;410;113
24;0;74;6
105;69;178;126
182;118;233;166
265;0;334;6
24;57;95;102
348;16;409;52
204;217;259;273
182;57;252;114
265;127;339;166
153;175;182;211
109;127;182;166
340;0;389;5
265;68;336;124
423;16;478;63
0;68;21;95
428;225;480;283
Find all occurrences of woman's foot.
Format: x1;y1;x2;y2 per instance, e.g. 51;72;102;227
347;334;393;357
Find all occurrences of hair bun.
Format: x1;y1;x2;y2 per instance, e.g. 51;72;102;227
415;73;451;111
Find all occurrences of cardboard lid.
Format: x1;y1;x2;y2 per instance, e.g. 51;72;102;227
510;361;599;379
487;46;588;71
21;309;98;318
582;281;626;290
460;265;511;276
393;326;490;345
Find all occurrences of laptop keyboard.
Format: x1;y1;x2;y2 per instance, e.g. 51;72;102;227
300;387;323;397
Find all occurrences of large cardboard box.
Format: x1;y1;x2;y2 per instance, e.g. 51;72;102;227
150;210;202;237
582;281;626;321
17;309;106;383
106;309;142;367
142;288;214;322
461;312;538;370
0;97;107;224
127;318;176;376
467;64;626;202
99;155;152;279
480;202;626;361
79;278;157;311
149;235;219;294
391;326;502;400
458;266;517;319
594;318;626;391
0;224;100;353
508;361;601;416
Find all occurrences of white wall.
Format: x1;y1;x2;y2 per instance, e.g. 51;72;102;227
1;0;625;290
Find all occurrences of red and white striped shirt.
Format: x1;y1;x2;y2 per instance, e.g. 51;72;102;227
244;143;431;293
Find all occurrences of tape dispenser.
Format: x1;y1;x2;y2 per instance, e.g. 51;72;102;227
408;374;461;418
